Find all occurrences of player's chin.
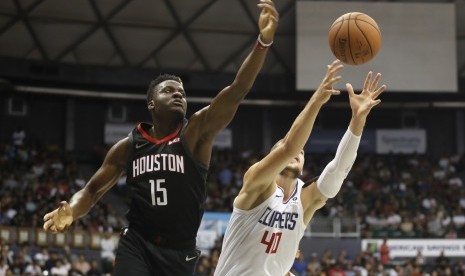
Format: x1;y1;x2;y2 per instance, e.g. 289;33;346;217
282;167;300;178
171;108;186;119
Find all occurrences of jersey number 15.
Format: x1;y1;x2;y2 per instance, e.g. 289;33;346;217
150;179;167;206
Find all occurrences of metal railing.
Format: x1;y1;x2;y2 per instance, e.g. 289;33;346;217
304;217;360;238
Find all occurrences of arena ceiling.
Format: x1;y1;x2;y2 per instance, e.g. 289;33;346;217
0;0;464;93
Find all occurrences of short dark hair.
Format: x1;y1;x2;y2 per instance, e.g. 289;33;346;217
146;74;182;102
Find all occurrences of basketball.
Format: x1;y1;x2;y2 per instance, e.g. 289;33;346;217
328;12;382;65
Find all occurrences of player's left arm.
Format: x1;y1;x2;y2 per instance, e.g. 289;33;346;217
189;1;278;144
302;72;386;225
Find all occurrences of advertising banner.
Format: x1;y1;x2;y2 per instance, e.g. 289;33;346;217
362;239;465;257
376;129;426;154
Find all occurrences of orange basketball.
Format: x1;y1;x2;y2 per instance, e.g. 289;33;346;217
328;12;382;65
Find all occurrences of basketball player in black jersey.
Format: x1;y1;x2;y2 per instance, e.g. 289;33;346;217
42;1;279;275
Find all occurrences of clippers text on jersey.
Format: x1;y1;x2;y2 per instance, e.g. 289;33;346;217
258;207;298;230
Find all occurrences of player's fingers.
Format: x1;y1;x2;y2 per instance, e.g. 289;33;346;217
346;83;355;96
50;225;58;234
327;64;343;81
267;15;279;25
43;213;51;221
330;90;341;95
370;73;381;92
58;207;65;215
259;1;278;18
370;99;382;107
57;225;67;233
330;63;343;71
326;65;337;79
363;71;372;92
44;219;54;231
257;3;275;14
328;60;342;69
328;76;342;86
259;0;275;7
330;59;341;66
372;85;387;99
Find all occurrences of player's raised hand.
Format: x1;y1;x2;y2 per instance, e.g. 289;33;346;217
257;0;279;44
346;71;386;118
313;60;344;104
43;201;73;233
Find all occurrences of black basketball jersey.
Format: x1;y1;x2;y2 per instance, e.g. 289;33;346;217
125;119;208;246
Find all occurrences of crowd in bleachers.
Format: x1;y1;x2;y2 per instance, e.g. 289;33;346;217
0;141;125;233
1;134;465;275
0;239;107;276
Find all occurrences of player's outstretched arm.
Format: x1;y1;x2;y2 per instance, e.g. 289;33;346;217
347;72;386;135
234;60;344;210
190;0;279;141
302;72;386;224
43;138;129;233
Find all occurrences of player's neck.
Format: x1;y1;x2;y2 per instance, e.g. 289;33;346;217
276;174;297;199
150;122;181;140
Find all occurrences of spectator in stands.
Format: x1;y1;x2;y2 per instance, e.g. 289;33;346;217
290;249;307;276
327;262;345;276
194;256;210;276
100;232;116;274
68;260;85;276
415;250;425;267
75;255;90;275
379;238;390;266
86;260;102;276
50;258;69;276
400;214;415;237
306;253;321;275
444;226;458;239
33;247;49;268
0;257;9;276
435;250;450;271
11;128;26;147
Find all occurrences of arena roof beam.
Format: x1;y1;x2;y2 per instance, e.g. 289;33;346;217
162;0;211;71
55;0;133;62
136;0;218;68
12;0;48;60
88;0;128;66
0;0;43;35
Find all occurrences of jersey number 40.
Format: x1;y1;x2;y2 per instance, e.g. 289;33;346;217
261;230;282;254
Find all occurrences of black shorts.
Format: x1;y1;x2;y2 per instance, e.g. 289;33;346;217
113;227;201;276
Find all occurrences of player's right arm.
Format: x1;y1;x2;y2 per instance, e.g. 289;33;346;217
234;60;343;210
43;138;129;233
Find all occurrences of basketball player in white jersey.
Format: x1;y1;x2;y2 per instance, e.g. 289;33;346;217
214;60;386;276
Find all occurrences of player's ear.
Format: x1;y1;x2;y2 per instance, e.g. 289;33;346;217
148;100;155;110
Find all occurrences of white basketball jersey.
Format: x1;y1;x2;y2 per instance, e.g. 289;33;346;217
214;179;306;276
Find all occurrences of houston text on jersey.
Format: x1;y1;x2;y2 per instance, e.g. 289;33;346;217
132;154;185;177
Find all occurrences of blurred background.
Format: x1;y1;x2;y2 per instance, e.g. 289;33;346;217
0;0;464;275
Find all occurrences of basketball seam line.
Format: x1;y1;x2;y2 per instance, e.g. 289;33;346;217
333;17;345;62
331;19;381;36
354;15;374;61
348;13;355;65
